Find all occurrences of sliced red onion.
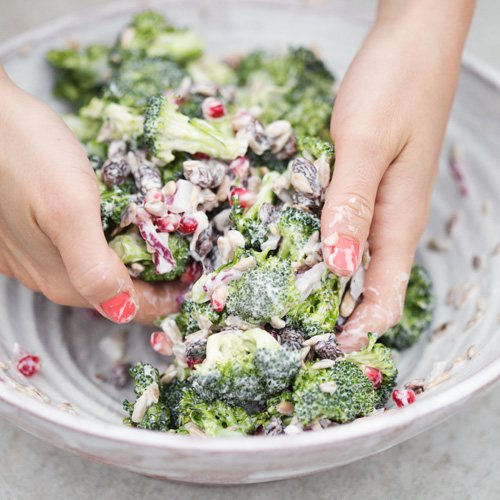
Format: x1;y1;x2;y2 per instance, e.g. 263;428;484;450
295;262;327;301
139;220;175;274
165;180;196;214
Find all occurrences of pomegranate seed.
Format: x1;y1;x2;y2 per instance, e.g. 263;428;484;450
155;213;181;232
17;355;41;377
179;214;198;234
229;156;250;179
365;366;383;390
392;389;416;408
202;97;227;120
193;152;211;160
150;331;173;356
144;187;165;204
13;343;30;360
180;260;203;284
229;188;257;207
186;357;204;370
211;284;228;312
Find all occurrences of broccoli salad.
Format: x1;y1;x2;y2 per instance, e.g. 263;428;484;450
47;11;435;437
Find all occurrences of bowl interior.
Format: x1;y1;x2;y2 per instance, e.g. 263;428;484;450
1;0;500;484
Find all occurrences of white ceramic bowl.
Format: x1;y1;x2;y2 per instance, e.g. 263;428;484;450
1;0;500;485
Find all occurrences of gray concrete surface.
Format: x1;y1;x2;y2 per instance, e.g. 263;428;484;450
1;1;500;498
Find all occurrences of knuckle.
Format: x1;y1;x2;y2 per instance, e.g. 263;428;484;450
325;192;374;232
68;260;114;298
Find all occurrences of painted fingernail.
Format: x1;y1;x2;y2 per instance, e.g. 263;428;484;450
326;234;359;275
100;293;136;323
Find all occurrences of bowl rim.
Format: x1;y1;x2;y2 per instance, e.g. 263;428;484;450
1;0;500;455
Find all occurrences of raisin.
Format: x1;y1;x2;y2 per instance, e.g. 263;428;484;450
291;157;320;200
185;339;207;361
264;417;285;436
280;328;305;351
183;159;226;188
276;135;297;160
314;335;342;360
133;160;162;194
101;157;131;188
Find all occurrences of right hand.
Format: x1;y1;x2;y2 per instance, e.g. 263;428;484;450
0;67;185;325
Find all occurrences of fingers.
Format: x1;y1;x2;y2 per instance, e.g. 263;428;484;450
336;156;432;353
35;167;139;323
132;279;187;325
321;129;391;277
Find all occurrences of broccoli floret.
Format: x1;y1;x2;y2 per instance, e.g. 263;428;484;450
225;256;300;324
177;388;259;437
192;329;300;406
112;11;173;61
286;273;341;338
99;179;136;232
176;298;223;335
123;362;170;431
246;149;290;174
163;377;193;429
235;47;335;138
345;333;398;408
230;171;280;250
147;30;203;63
297;136;335;163
293;361;377;425
381;265;435;351
143;95;248;163
109;231;190;281
105;58;186;108
98;102;145;142
46;44;112;108
276;206;321;262
187;54;236;85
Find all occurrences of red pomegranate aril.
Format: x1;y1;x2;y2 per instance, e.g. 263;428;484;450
392;389;416;408
17;355;41;377
186;357;204;370
365;366;383;390
144;187;165;204
150;331;173;356
180;260;204;284
229;156;250;179
229;187;257;207
202;97;227;120
193;152;211;161
179;214;198;234
156;213;181;232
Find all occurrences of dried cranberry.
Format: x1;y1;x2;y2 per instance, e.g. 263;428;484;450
17;355;41;377
365;366;383;390
392;389;416;408
179;214;199;234
180;260;203;284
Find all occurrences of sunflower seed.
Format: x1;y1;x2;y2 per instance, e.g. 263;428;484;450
271;316;286;329
472;255;483;270
57;403;77;414
160;365;178;385
319;381;338;394
276;401;294;416
452;355;466;365
466;344;479;359
303;334;331;347
445;211;461;236
184;422;207;438
300;346;311;361
427;237;451;252
311;359;336;370
404;378;425;394
426;371;451;390
340;292;356;318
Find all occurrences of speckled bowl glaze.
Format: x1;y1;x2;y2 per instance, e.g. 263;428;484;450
1;0;500;485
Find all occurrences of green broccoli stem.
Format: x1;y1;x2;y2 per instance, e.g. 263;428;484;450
244;171;280;220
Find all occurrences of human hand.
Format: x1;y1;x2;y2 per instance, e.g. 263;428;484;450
321;0;475;352
0;68;185;325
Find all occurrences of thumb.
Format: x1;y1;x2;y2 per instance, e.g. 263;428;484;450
321;137;386;277
48;184;138;324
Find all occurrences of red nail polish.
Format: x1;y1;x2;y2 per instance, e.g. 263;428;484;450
327;234;359;275
100;293;136;323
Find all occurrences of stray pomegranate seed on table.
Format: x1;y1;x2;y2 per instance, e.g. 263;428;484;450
392;389;416;408
17;355;41;377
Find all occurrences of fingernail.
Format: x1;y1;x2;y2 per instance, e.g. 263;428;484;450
326;234;359;275
100;293;136;323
